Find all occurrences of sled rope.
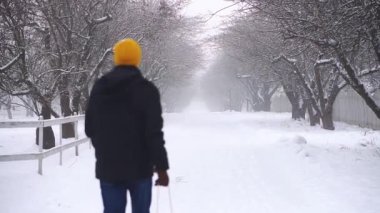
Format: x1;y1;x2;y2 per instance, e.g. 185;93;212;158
156;186;174;213
168;186;174;213
156;186;160;213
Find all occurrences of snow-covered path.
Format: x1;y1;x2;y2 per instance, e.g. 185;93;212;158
1;112;380;213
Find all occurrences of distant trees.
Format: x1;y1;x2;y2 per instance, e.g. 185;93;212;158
135;2;202;111
255;0;380;119
0;0;200;146
218;16;280;112
0;93;13;119
217;0;380;130
0;0;117;143
201;54;245;112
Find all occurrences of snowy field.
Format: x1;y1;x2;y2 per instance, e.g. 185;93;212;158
1;112;380;213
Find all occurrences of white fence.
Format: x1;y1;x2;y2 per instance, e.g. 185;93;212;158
0;115;90;175
271;88;380;130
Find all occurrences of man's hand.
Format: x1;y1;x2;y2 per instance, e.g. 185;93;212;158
155;170;169;187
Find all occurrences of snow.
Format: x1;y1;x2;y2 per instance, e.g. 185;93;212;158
1;112;380;213
237;74;252;78
316;58;334;65
327;39;338;46
93;15;112;24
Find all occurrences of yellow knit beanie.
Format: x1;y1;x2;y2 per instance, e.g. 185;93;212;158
113;38;142;67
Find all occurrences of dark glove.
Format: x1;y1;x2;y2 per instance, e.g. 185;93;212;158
155;170;169;187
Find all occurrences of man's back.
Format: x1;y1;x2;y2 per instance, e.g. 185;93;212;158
85;38;168;213
85;65;169;182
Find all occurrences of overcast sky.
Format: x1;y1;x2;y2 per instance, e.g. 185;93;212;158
183;0;238;34
183;0;233;16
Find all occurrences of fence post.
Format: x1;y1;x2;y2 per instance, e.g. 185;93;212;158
75;115;79;156
59;123;63;166
38;116;44;175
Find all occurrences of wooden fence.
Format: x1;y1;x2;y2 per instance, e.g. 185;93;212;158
271;88;380;130
333;88;380;130
0;115;90;175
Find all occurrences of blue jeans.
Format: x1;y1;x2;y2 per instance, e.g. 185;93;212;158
100;178;152;213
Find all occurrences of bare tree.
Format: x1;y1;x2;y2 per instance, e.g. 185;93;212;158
239;0;380;118
217;16;280;112
201;54;246;112
0;0;200;147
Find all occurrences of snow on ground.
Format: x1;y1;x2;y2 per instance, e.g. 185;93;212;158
182;99;209;113
1;112;380;213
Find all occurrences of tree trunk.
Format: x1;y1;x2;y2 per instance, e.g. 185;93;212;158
284;90;304;120
258;83;272;112
6;97;12;119
291;104;302;119
254;99;271;112
300;102;307;119
261;96;271;112
72;89;81;115
291;104;304;120
321;84;342;130
80;87;90;113
321;109;335;130
36;102;55;149
335;48;380;118
60;89;75;138
306;99;319;126
25;97;34;117
59;74;74;138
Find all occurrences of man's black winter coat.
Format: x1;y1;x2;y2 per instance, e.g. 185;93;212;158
85;66;169;182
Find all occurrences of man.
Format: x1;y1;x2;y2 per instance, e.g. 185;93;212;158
85;38;169;213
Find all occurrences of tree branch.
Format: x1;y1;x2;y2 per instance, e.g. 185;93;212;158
0;54;22;73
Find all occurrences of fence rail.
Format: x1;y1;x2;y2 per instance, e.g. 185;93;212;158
0;115;90;175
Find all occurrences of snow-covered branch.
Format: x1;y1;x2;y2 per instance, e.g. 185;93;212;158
272;55;297;67
10;90;31;96
89;48;112;80
315;58;335;66
0;54;22;73
92;14;112;25
357;66;380;77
